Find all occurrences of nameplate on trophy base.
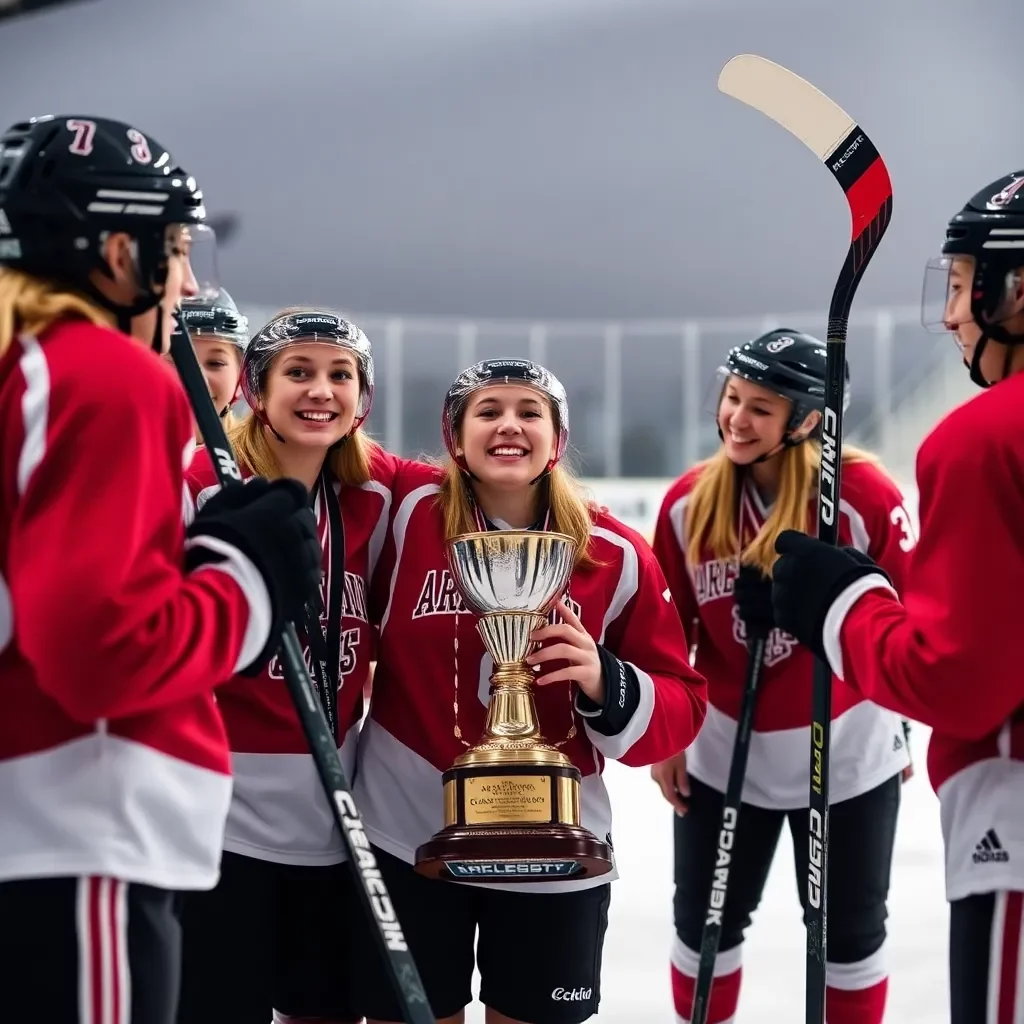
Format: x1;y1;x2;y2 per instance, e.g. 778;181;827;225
463;775;552;825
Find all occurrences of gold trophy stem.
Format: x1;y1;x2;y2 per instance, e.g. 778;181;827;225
452;612;572;769
484;665;541;740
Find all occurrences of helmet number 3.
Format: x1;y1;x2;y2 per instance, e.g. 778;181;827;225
127;128;152;165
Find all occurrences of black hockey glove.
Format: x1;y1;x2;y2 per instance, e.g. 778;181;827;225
771;530;891;663
840;545;891;576
186;478;322;675
733;563;775;642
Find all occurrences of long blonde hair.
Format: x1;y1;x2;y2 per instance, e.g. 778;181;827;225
0;268;112;359
685;441;882;576
221;407;241;433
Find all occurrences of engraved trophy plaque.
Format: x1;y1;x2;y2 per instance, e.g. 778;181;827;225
414;530;613;883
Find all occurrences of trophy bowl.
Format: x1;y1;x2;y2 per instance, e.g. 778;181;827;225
448;530;576;615
414;530;613;884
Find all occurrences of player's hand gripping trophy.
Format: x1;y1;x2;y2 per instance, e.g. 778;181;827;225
414;529;613;882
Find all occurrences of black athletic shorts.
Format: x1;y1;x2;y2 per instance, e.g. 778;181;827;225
949;890;1024;1023
348;846;611;1024
673;773;901;964
0;875;181;1024
176;851;361;1024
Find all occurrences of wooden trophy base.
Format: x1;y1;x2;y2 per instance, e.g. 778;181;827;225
413;761;613;883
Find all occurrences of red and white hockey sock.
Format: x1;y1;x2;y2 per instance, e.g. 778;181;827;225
670;935;742;1023
987;890;1024;1023
825;946;888;1024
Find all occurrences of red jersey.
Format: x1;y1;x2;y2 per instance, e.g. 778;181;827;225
0;322;267;890
186;442;398;865
825;375;1024;901
353;460;707;892
653;457;912;808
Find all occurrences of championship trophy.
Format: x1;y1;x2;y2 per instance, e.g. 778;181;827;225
414;530;613;883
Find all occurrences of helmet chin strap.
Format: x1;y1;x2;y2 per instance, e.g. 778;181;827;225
84;243;169;352
453;438;556;521
964;268;1024;388
966;325;1021;388
83;279;163;350
967;332;993;388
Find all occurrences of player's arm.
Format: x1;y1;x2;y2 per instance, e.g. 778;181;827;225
9;367;270;722
829;444;1023;739
574;541;707;767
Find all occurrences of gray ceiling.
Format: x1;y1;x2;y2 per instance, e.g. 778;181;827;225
1;0;1019;320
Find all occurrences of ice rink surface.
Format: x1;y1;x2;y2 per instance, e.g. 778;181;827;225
465;726;948;1022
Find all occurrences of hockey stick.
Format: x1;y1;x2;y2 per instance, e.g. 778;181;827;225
169;317;435;1024
690;634;766;1024
718;54;893;1024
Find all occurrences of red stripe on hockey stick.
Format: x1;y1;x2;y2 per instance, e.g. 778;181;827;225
846;156;892;243
996;891;1023;1024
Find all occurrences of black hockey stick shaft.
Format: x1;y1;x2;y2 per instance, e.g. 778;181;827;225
690;635;767;1024
805;134;892;1024
169;319;435;1024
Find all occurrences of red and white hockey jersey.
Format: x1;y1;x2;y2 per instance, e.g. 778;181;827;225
654;457;913;808
186;443;397;865
823;375;1024;901
353;460;707;892
0;322;270;890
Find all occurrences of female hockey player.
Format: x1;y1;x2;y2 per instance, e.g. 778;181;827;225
769;174;1024;1023
348;357;707;1024
177;308;397;1024
0;117;322;1024
650;330;915;1024
175;286;249;437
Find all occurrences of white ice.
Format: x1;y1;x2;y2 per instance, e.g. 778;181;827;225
465;724;948;1022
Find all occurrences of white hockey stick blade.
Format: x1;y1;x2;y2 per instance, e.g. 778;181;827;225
718;54;856;165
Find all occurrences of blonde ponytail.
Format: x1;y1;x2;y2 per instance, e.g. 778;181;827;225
0;268;112;359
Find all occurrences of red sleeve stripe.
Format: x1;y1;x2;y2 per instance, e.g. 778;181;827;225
16;334;49;498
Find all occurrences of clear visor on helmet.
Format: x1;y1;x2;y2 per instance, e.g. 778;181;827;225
921;253;1024;334
166;222;219;301
921;255;971;333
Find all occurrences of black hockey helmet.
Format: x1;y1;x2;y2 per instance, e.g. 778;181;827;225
719;328;850;438
176;288;249;353
442;358;570;478
922;170;1024;388
0;115;212;335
